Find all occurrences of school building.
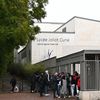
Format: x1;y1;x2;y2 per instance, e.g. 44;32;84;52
15;16;100;100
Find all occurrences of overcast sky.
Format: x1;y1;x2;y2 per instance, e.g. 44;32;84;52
42;0;100;22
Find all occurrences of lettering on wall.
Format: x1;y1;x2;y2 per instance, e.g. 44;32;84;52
35;37;70;45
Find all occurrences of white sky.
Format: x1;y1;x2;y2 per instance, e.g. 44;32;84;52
42;0;100;22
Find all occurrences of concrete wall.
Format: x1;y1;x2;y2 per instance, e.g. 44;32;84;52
18;41;31;64
75;17;100;46
55;17;75;32
61;17;100;58
31;32;75;64
79;91;100;100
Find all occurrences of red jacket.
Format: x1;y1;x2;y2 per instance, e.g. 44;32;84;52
77;79;80;89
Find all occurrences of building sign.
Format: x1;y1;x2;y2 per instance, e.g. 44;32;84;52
35;37;70;45
34;33;75;46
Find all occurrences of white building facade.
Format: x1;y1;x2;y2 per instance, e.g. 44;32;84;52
16;16;100;64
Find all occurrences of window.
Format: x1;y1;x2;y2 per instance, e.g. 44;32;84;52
21;50;26;59
62;27;66;32
85;54;95;60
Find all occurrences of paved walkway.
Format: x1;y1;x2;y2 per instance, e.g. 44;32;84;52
0;92;78;100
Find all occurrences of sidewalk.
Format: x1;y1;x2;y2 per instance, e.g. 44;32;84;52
0;92;78;100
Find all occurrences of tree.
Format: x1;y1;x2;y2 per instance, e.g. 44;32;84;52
0;0;48;74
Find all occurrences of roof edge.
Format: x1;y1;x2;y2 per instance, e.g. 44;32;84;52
35;22;64;24
54;16;100;32
75;16;100;23
54;16;76;32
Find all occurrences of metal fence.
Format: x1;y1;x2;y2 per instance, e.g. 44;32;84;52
0;78;31;93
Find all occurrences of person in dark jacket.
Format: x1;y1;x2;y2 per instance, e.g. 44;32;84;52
38;73;45;96
10;76;17;92
44;70;50;96
66;73;71;97
30;73;36;93
52;72;61;98
71;71;79;96
52;73;58;98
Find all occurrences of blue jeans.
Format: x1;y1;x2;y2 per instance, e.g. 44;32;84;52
71;84;75;96
57;85;61;96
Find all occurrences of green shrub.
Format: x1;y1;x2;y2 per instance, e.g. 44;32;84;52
7;63;45;79
23;64;45;77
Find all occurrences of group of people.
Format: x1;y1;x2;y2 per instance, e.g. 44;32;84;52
31;70;80;98
10;70;80;98
31;70;50;96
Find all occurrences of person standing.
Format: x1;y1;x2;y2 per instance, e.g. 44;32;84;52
44;70;50;96
30;73;36;93
66;73;71;97
38;73;45;96
71;71;78;96
77;76;80;95
60;75;66;98
52;72;58;98
10;76;17;92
